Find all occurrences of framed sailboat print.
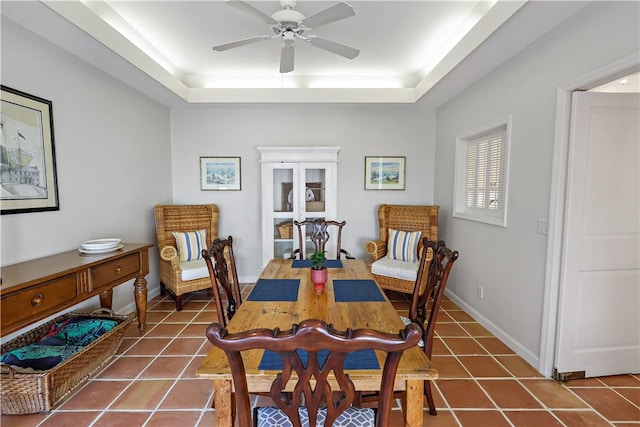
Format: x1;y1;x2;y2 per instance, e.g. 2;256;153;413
1;86;59;214
200;156;241;191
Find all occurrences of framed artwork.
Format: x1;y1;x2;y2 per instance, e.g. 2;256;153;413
200;156;241;190
1;86;59;214
364;156;406;190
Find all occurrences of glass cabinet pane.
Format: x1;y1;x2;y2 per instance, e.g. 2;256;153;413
274;168;294;212
274;218;294;259
304;168;326;213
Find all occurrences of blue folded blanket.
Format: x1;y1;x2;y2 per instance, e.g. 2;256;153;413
1;317;118;371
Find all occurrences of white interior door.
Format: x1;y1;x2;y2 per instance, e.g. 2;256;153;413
555;92;640;378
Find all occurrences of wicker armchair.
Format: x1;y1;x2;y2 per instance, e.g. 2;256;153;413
154;204;219;311
364;204;439;294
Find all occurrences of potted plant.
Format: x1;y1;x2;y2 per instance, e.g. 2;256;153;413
309;250;328;294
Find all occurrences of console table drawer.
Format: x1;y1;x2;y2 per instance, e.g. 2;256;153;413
1;275;77;329
92;254;140;290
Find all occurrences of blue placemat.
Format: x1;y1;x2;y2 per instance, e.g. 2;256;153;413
247;279;300;302
291;259;343;268
333;280;385;302
259;348;379;370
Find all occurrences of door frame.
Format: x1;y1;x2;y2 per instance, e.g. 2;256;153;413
538;52;640;376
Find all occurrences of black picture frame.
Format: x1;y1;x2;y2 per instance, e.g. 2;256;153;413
1;86;59;214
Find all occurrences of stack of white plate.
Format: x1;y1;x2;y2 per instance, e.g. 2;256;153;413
79;238;123;254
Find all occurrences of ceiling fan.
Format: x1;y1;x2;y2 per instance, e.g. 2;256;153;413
213;0;359;73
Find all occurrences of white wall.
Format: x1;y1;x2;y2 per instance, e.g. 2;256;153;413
170;103;436;279
433;1;640;368
0;18;173;339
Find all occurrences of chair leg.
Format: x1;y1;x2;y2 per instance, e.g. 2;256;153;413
175;295;183;311
425;380;437;415
160;283;166;296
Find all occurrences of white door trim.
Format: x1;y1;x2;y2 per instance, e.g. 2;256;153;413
538;52;640;376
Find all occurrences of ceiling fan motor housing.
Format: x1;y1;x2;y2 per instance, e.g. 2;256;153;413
271;9;305;25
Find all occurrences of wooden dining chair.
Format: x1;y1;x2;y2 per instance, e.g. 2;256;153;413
403;238;459;415
202;236;242;328
358;238;459;416
290;219;355;260
206;319;422;427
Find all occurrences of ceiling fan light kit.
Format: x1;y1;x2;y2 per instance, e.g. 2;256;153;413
213;0;359;74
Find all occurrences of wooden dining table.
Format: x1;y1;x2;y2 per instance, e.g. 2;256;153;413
196;258;438;426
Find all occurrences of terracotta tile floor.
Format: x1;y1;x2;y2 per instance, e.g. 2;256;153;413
2;287;639;426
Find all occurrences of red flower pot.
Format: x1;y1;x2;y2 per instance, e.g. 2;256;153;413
310;268;328;295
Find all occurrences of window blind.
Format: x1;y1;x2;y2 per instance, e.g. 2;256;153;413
465;128;507;213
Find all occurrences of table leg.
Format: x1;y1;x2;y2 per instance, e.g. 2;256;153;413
99;289;113;309
404;379;424;427
134;275;148;334
214;379;233;426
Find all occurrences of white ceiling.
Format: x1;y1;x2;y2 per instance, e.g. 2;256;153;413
2;0;593;105
591;72;640;93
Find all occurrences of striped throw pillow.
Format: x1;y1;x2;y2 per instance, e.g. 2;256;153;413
387;229;422;263
172;229;207;262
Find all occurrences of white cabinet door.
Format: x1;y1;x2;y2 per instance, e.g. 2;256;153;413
262;161;298;264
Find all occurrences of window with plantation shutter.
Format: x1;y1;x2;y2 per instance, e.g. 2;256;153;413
454;118;510;227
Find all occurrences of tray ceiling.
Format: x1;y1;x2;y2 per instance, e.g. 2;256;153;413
1;1;594;104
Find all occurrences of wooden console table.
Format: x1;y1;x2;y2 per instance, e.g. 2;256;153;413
1;243;153;337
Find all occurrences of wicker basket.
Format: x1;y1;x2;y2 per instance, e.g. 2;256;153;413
0;308;133;414
277;222;293;239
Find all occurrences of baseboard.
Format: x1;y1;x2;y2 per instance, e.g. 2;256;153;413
240;275;259;284
445;289;542;375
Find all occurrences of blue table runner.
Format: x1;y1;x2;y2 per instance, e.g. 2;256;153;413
247;279;300;302
259;348;379;370
292;259;343;269
333;280;385;302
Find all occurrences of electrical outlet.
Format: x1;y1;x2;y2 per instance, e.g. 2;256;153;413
537;219;549;235
477;285;484;299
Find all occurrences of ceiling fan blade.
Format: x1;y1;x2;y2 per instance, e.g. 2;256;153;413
213;35;271;51
280;45;295;73
301;2;355;29
306;36;359;59
226;0;278;25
